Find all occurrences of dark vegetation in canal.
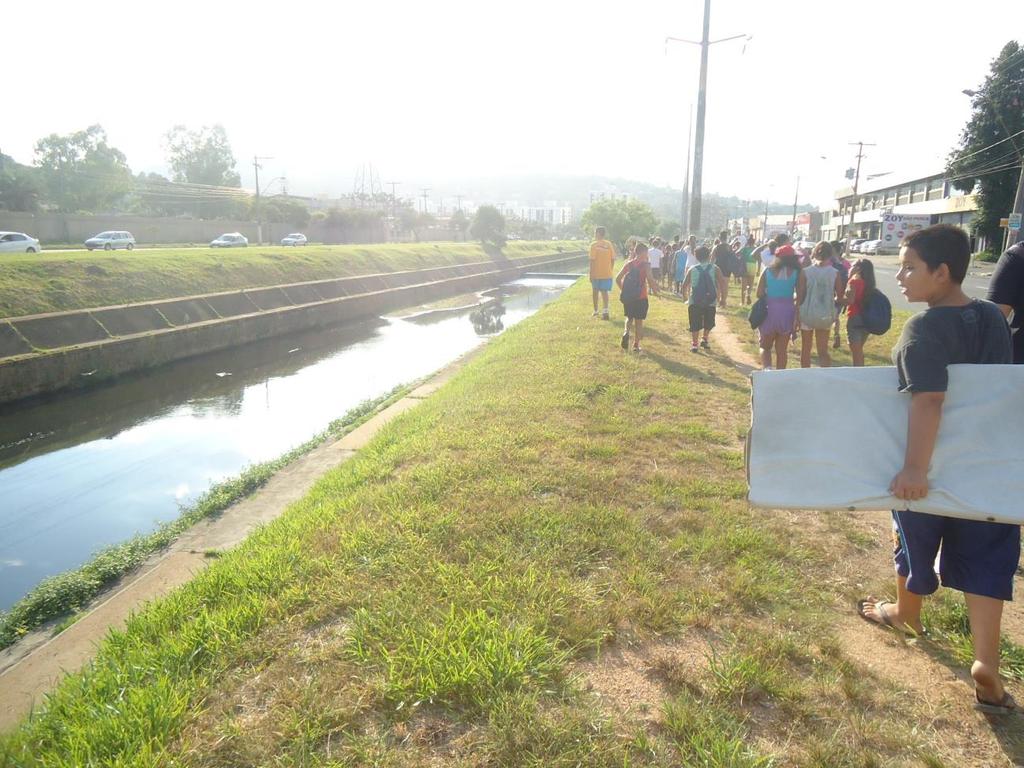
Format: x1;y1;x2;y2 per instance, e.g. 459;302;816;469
0;384;409;649
0;241;577;318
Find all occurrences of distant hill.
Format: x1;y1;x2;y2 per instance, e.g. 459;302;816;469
429;174;815;227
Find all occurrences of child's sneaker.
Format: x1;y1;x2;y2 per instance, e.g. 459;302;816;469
700;339;710;350
602;310;609;320
621;331;630;350
690;344;699;353
592;310;599;317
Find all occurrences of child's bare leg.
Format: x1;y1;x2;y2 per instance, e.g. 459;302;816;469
774;334;789;369
800;330;813;368
593;287;599;313
965;592;1007;703
633;318;644;349
860;576;925;634
760;335;773;368
850;340;865;366
601;291;609;312
815;328;832;367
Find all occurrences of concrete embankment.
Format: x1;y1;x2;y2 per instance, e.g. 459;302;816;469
0;251;584;404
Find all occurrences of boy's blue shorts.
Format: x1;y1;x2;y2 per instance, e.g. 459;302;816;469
892;509;1020;601
591;278;613;292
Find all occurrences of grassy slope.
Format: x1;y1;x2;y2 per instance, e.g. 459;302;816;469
0;241;578;318
2;279;1021;767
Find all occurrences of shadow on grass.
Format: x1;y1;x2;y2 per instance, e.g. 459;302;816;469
643;350;749;395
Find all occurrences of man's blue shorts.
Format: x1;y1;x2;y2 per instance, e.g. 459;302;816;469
591;278;613;292
892;509;1020;601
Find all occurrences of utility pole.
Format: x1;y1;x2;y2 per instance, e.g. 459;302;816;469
253;154;273;244
386;181;400;240
456;194;464;212
681;104;692;233
845;142;874;244
420;188;431;214
791;176;800;236
666;5;749;236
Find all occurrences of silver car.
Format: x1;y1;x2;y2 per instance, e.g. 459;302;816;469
210;232;249;248
281;233;307;246
85;231;135;251
0;231;41;253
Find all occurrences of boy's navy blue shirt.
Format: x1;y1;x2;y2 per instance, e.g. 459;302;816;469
986;242;1024;363
892;299;1010;393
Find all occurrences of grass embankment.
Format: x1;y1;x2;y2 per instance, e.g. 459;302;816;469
0;385;409;651
2;279;1021;766
0;241;579;318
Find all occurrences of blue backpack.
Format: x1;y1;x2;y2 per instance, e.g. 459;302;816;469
620;263;643;302
861;288;892;335
692;263;717;306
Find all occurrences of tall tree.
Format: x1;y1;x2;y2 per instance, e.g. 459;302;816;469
579;198;659;247
164;124;242;187
0;155;43;212
470;205;507;247
947;41;1024;248
33;125;133;212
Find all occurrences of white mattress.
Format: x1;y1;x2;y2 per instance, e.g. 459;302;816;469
746;365;1024;524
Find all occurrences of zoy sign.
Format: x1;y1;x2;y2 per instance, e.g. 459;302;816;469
881;214;931;248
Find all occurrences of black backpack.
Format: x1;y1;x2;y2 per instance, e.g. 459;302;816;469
620;263;643;302
862;288;892;335
692;263;717;306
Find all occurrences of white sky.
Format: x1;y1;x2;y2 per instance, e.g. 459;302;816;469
3;0;1017;208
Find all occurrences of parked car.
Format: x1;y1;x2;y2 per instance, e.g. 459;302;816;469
210;233;249;248
85;231;135;251
0;231;41;253
846;238;867;254
280;233;307;246
861;239;883;255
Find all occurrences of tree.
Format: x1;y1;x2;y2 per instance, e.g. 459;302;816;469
579;198;659;247
259;197;311;228
33;124;133;212
164;124;241;187
946;41;1024;248
449;209;469;234
470;205;507;246
0;156;43;212
657;219;681;240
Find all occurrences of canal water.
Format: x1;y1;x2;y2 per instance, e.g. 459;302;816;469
0;277;576;611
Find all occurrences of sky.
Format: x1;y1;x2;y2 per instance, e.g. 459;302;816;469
3;0;1018;209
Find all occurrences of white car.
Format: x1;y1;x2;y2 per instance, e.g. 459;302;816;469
281;233;307;246
210;232;249;248
861;239;883;255
0;231;41;253
85;231;135;250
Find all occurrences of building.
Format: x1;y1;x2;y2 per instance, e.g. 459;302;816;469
498;202;575;226
828;171;981;247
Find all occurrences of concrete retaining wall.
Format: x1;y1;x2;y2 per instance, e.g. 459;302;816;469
0;252;584;404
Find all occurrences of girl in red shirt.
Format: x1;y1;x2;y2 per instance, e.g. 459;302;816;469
845;258;876;366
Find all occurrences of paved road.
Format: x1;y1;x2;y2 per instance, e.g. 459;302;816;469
865;254;995;311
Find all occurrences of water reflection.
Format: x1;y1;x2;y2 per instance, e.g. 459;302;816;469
0;278;575;610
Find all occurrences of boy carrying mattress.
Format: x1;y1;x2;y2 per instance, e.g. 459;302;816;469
857;224;1018;715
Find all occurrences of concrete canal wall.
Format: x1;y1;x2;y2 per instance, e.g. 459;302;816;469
0;252;584;405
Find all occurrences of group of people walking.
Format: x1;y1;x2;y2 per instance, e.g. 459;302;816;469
589;226;883;368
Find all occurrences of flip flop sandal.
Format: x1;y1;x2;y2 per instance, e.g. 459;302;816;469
974;691;1017;715
857;599;926;637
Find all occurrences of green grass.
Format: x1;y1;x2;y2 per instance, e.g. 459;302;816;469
0;385;409;650
2;276;1021;766
0;240;579;318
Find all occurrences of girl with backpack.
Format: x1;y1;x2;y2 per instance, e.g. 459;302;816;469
845;258;876;366
755;244;806;369
615;241;659;353
799;241;843;368
680;245;727;352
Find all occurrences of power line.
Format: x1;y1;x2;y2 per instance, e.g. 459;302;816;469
951;128;1024;165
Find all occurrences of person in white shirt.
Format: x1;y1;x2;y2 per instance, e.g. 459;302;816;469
684;235;700;273
647;238;664;282
760;239;778;270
